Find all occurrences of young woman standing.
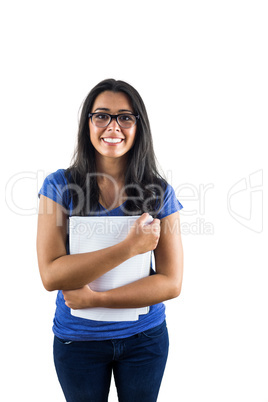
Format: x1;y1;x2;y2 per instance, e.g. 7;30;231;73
37;79;183;402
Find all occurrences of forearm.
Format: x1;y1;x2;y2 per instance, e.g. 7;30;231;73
62;212;183;310
94;274;181;309
44;240;133;291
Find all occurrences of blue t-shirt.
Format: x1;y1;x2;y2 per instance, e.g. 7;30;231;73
38;169;183;341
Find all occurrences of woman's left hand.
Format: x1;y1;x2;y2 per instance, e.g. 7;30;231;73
62;285;96;309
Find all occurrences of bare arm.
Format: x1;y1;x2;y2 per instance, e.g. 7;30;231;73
36;195;160;291
63;211;183;309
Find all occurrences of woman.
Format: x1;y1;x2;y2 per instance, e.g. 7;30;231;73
37;79;183;402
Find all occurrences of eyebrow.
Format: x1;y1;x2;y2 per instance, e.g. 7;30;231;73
94;107;134;113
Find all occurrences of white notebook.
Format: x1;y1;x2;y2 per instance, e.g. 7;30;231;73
69;215;153;321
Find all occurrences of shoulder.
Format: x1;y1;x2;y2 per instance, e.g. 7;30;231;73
38;169;71;208
44;169;68;184
156;181;183;220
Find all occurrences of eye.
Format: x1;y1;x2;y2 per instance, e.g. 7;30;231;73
118;114;135;122
95;113;109;121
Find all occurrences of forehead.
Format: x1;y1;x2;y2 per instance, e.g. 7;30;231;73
92;91;133;112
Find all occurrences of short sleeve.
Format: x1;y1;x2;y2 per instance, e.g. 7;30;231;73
156;184;183;220
38;169;69;209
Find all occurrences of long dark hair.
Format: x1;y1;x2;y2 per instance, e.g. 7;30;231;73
66;78;167;216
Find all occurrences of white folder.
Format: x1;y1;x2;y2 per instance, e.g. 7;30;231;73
69;215;153;321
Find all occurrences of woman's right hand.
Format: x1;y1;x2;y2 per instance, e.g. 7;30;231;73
124;213;161;256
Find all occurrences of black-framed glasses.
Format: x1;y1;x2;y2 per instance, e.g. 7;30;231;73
88;112;140;129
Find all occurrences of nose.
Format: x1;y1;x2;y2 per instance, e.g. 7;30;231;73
107;117;121;130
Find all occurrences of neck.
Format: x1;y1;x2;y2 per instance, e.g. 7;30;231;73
95;153;127;183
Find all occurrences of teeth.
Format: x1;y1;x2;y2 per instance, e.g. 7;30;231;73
103;138;123;143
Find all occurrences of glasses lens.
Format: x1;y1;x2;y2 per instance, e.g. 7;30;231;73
92;113;110;127
117;114;136;128
91;113;137;128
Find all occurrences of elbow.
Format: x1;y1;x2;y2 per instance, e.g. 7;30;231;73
175;284;182;297
43;280;57;292
169;280;182;299
171;285;181;299
160;274;182;300
41;275;57;292
39;267;58;292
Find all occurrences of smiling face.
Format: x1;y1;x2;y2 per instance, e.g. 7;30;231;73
89;91;137;161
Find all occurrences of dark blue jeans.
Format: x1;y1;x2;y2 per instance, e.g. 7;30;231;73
53;320;169;402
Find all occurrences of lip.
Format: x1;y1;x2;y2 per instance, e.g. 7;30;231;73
101;137;124;146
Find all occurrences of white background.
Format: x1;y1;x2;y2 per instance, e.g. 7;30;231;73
1;1;267;401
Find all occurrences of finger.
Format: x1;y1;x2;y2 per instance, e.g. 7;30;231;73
150;219;160;227
152;224;161;235
137;213;150;224
150;219;160;230
153;218;160;225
